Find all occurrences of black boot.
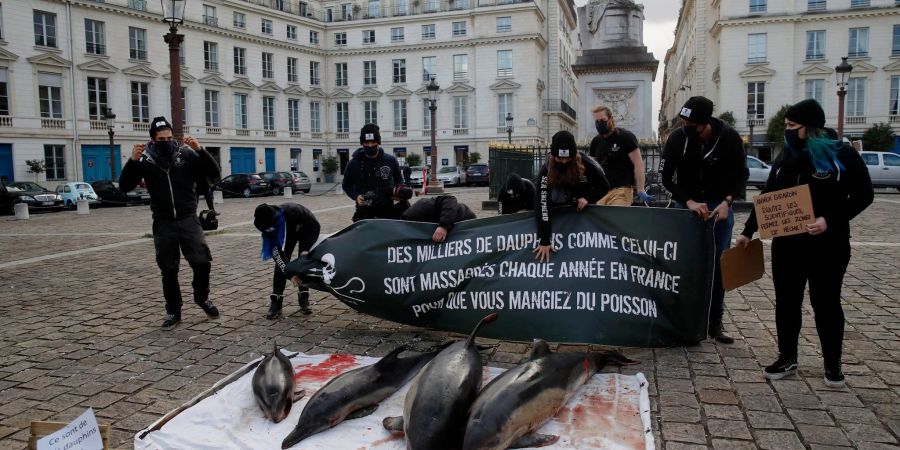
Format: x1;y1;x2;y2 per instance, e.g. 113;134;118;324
266;294;284;320
709;321;735;344
298;291;312;315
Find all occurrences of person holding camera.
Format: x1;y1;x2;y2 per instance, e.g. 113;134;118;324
119;117;221;330
400;194;476;242
342;124;404;222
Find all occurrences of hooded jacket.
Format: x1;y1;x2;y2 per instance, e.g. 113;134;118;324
341;147;403;207
535;151;610;245
498;173;536;214
401;195;476;230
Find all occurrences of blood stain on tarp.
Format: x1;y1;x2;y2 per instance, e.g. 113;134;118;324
293;354;358;383
370;432;403;447
566;376;644;450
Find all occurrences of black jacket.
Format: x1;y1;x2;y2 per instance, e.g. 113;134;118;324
341;147;403;208
401;195;476;230
279;202;321;250
498;173;535;214
535;151;609;245
120;144;220;220
661;117;748;204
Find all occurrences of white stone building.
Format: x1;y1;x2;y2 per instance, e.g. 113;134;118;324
659;0;900;161
0;0;578;187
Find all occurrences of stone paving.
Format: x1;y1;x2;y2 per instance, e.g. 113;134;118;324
0;186;898;449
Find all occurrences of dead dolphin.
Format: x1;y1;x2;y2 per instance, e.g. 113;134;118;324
462;339;636;450
252;343;302;423
281;344;439;449
383;312;498;450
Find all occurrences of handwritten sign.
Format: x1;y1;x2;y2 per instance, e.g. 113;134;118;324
37;408;103;450
753;184;815;239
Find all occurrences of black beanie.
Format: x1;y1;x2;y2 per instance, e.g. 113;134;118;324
550;131;576;158
360;123;381;145
785;99;826;128
254;203;278;233
149;116;173;138
679;96;714;125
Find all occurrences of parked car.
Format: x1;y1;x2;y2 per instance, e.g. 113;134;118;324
0;182;63;214
258;171;295;195
55;182;100;209
746;155;771;188
213;173;269;198
408;166;431;188
290;171;312;193
860;151;900;190
436;166;466;186
465;164;490;186
91;180;150;206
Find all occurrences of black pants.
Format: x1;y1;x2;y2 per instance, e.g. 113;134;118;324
273;223;320;296
153;215;212;317
352;204;393;222
771;235;851;369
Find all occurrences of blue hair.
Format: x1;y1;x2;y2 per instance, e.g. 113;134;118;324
784;128;845;173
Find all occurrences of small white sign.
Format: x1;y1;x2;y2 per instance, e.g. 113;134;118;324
37;408;103;450
557;149;570;157
680;107;693;117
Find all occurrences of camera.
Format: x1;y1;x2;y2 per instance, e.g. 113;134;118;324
362;191;377;207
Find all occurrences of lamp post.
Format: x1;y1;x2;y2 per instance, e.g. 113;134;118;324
505;112;513;144
835;56;854;140
426;77;443;194
105;108;117;179
162;0;187;138
746;106;756;157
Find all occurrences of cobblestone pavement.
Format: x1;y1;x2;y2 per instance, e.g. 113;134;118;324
0;186;898;449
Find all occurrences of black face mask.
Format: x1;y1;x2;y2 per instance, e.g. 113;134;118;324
595;120;609;135
364;146;379;157
554;161;571;172
155;140;179;156
683;125;701;140
784;128;805;150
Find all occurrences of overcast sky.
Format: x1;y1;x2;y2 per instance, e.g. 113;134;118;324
572;0;677;134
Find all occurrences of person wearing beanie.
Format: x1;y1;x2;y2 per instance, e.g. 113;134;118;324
400;195;476;242
661;96;748;344
254;202;321;319
119;116;221;330
342;123;405;221
589;105;653;206
533;130;610;262
498;173;536;214
736;98;873;387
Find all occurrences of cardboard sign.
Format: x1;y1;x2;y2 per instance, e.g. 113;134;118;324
753;184;815;239
721;239;764;291
36;408;104;450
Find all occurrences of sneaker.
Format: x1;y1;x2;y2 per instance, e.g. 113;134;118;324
708;322;735;344
764;356;798;380
824;367;846;388
266;294;284;320
198;300;220;319
298;292;312;315
161;314;181;331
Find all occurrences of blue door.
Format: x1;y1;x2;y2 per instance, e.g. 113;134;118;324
81;145;121;182
230;147;256;174
265;148;276;172
0;144;12;185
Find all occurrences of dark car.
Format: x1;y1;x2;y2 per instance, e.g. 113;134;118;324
2;181;64;213
213;173;269;198
465;164;490;186
258;171;295;196
91;180;150;206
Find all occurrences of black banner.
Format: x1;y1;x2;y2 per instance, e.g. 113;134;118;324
285;206;715;347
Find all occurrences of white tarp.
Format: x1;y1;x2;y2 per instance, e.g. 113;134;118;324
136;351;654;450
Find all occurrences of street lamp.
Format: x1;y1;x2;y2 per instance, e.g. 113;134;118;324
105;108;117;179
162;0;187;138
835;56;854;140
746;106;756;157
505;112;513;144
426;77;443;194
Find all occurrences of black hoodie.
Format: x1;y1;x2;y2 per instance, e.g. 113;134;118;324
341;147;403;207
401;195;476;230
534;151;609;245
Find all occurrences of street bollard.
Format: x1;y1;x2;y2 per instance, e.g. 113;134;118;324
213;190;224;204
76;199;90;215
284;186;292;198
13;203;29;220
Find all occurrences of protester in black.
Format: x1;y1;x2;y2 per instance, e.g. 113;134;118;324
119;117;221;330
401;195;476;242
534;130;610;262
342;124;404;221
498;173;535;215
589;105;652;206
661;96;747;344
254;203;321;319
736;99;873;387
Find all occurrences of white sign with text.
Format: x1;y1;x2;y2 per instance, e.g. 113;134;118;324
37;407;103;450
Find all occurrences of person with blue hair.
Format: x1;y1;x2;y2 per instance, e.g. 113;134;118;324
737;98;873;388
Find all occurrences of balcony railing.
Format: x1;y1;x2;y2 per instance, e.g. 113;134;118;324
238;0;533;23
335;132;350;139
393;130;407;137
846;116;866;124
236;129;250;136
90;120;107;130
311;132;323;139
890;115;900;123
203;15;219;27
40;118;66;129
422;129;431;136
807;0;825;11
749;118;766;127
0;116;11;127
290;131;301;137
206;126;222;134
542;99;577;120
453;128;468;135
264;130;277;137
133;122;150;132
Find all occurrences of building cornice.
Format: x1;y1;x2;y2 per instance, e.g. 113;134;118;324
711;7;900;35
328;33;546;57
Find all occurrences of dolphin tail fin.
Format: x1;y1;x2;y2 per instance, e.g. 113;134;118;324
374;344;408;369
272;340;278;355
526;339;552;361
465;312;499;348
382;416;405;434
596;350;638;368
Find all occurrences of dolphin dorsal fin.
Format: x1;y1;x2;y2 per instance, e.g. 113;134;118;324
374;345;408;368
465;313;499;348
526;339;552;361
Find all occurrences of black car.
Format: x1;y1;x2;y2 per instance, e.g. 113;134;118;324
465;164;490;186
213;173;270;198
1;181;64;213
90;180;150;206
258;171;296;195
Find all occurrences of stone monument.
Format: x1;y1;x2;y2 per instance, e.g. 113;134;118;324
573;0;658;142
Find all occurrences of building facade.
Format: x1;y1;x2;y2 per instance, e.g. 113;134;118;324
660;0;900;160
0;0;577;187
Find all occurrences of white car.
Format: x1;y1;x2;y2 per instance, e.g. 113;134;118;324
55;182;100;209
436;166;466;186
408;166;430;187
746;155;771;188
860;151;900;190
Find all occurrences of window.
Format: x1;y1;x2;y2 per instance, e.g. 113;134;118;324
850;0;869;6
425;0;440;12
310;30;319;45
0;4;4;40
38;73;63;119
34;11;57;47
203;4;217;26
423;56;436;82
847;77;865;117
234;47;246;75
288;99;300;132
497;93;512;127
336;102;349;132
497;50;512;77
130;81;149;122
749;0;766;13
747;81;765;119
85;19;105;55
204;41;219;71
804;79;824;105
393;59;406;83
341;3;352;19
262;52;274;79
392;27;404;42
129;27;147;60
806;31;825;60
893;25;900;57
364;100;378;125
87;77;108;120
44;145;65;180
179;45;185;66
335;32;347;46
453;54;468;81
262;18;273;35
891;76;899;116
310;101;321;133
849;28;869;58
808;0;826;11
396;0;408;16
263;96;275;130
453;96;468;129
233;12;246;29
204;90;219;127
0;68;8;116
747;33;766;63
861;153;878;165
452;21;467;37
497;16;511;33
368;0;380;18
287;24;297;40
310;61;320;85
393;99;407;131
885;153;900;167
335;63;348;86
423;99;432;130
363;30;375;44
364;61;377;86
325;7;333;22
234;93;248;129
422;24;435;40
287;57;298;83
